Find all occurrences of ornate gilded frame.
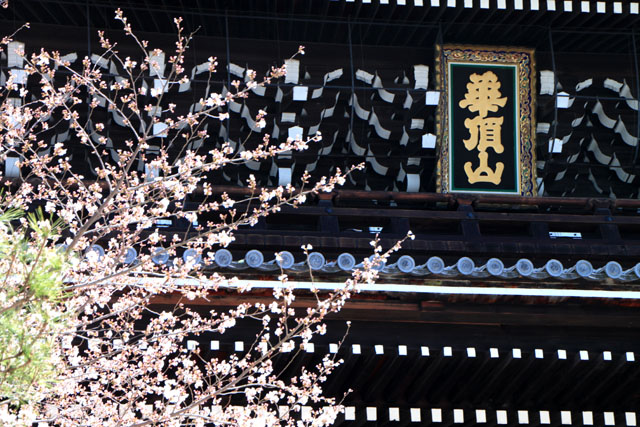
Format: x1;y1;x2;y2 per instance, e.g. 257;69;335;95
436;44;537;196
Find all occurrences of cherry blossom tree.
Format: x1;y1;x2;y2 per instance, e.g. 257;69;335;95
0;10;411;426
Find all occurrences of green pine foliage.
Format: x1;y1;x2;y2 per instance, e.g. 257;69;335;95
0;208;69;405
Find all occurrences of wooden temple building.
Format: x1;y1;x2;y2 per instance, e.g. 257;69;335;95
4;0;640;425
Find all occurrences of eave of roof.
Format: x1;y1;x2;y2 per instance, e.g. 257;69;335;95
7;0;640;50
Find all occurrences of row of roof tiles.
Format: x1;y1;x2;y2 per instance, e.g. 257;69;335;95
338;0;639;14
85;244;640;283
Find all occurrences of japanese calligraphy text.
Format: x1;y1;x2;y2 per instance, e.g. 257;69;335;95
458;70;506;185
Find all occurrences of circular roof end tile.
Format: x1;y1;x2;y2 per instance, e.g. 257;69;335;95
427;256;445;274
215;249;233;267
245;249;264;268
397;255;416;273
575;260;593;277
545;259;564;277
605;261;623;279
338;253;356;271
457;257;475;275
307;252;326;270
276;251;295;269
487;258;505;276
516;258;534;276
